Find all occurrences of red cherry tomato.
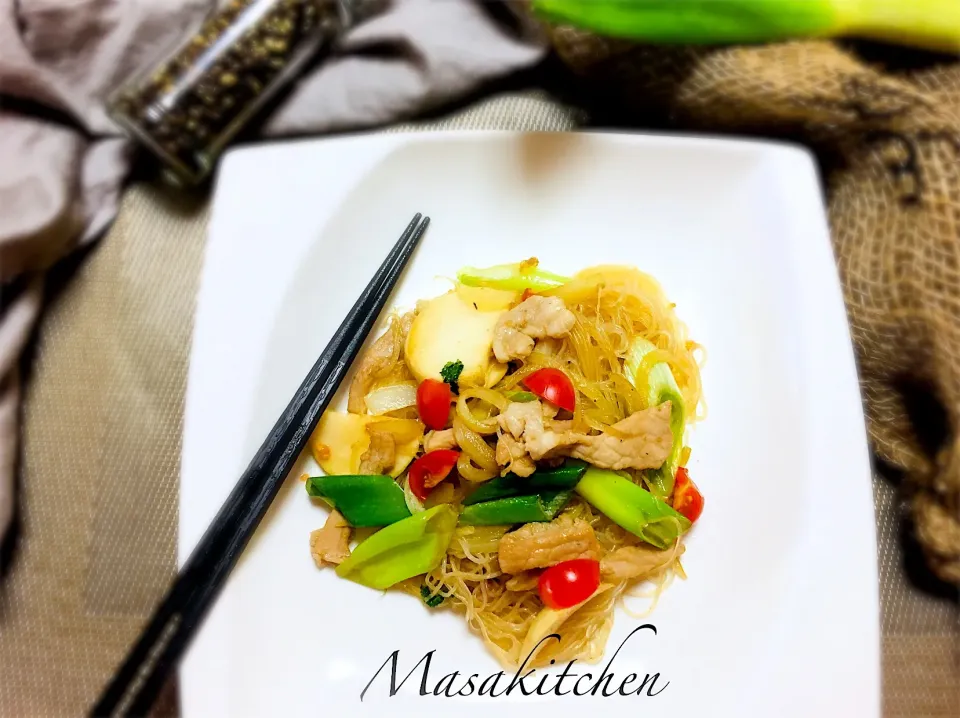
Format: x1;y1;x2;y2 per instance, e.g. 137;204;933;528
416;378;452;431
522;368;576;412
407;449;460;501
673;467;704;523
537;559;601;609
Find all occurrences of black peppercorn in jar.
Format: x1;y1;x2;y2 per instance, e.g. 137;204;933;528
108;0;352;185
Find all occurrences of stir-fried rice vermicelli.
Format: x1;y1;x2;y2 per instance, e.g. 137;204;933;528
306;261;704;669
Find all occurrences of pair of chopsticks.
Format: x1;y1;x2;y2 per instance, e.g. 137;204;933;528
90;213;431;717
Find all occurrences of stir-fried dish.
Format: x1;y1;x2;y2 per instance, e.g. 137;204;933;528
305;260;705;669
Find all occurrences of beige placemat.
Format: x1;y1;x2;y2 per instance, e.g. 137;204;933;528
1;91;957;717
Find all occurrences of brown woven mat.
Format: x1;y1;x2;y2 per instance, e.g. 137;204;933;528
0;89;957;716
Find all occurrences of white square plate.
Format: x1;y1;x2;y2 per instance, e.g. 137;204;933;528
180;132;879;717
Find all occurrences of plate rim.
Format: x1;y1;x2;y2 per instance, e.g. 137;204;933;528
179;129;879;717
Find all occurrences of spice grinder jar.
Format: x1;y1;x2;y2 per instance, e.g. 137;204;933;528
108;0;352;185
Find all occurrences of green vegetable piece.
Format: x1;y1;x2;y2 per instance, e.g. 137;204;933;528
575;468;690;549
463;461;587;506
532;0;835;44
505;390;538;402
531;0;960;54
457;262;570;292
336;505;458;590
624;337;685;497
441;360;464;393
459;491;573;525
420;583;446;608
306;474;411;527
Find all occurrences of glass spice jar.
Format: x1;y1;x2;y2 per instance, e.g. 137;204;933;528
108;0;352;185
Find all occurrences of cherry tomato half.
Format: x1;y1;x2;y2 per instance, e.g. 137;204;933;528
416;378;452;431
673;467;704;523
538;558;601;609
522;368;576;412
408;449;460;501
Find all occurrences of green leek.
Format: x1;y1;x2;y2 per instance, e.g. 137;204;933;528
420;583;448;607
457;262;570;292
575;468;690;548
624;337;684;497
532;0;960;53
335;505;458;590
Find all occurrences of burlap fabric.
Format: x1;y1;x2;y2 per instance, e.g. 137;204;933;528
544;30;960;586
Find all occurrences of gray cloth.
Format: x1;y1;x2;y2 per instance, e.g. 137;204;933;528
0;0;546;540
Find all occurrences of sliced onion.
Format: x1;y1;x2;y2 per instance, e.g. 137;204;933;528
457;453;497;483
402;475;426;514
364;383;417;416
453;416;498;474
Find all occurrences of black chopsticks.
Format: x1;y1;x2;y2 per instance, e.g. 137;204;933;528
90;213;430;717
